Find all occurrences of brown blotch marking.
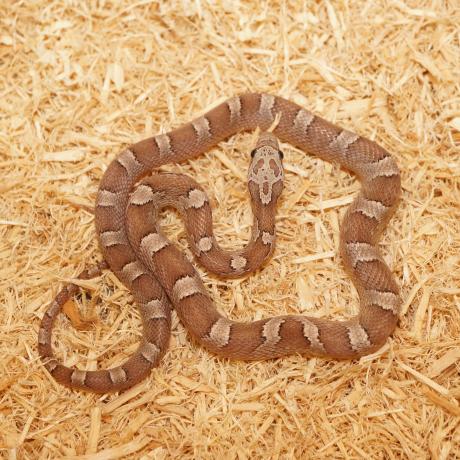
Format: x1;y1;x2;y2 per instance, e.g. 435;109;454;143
359;303;399;348
132;273;165;304
304;119;343;160
151;244;197;290
97;160;129;193
164;124;201;162
175;295;222;340
341;213;378;245
311;320;362;359
255;132;280;150
254;159;264;174
274;317;309;354
262;182;270;199
347;136;389;163
354;260;400;293
362;175;401;208
269;158;280;176
130;136;162;168
214;320;267;359
95;203;122;234
240;93;264;118
104;244;134;274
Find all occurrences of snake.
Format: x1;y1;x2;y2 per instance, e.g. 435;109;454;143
38;93;402;393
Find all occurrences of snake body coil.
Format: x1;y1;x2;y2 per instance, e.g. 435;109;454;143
39;94;401;393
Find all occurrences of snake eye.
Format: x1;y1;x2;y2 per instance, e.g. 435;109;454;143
279;150;284;160
250;149;257;158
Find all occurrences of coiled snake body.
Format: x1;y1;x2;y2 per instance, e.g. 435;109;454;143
38;94;401;393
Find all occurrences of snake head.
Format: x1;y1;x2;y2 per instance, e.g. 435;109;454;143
248;132;284;206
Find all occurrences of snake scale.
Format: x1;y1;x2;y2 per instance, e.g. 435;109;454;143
38;93;402;393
